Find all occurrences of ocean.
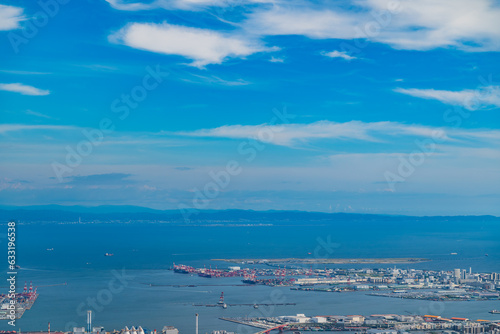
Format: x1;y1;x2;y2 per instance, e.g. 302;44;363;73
1;219;500;332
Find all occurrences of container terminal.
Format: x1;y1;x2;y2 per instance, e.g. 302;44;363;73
0;282;38;320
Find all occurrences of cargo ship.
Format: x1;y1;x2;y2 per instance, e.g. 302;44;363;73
198;272;212;278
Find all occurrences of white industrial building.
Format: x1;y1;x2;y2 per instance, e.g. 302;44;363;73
72;327;104;334
294;278;349;285
279;314;310;323
354;284;370;290
367;329;398;334
162;326;179;334
311;316;327;323
73;327;86;334
344;315;365;324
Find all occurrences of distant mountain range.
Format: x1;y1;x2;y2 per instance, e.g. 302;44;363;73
0;205;499;224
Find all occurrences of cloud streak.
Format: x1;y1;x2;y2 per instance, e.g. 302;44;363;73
105;0;277;11
0;124;76;134
173;120;500;152
0;83;50;96
173;120;500;147
395;86;500;110
25;110;55;119
183;74;251;86
322;50;357;61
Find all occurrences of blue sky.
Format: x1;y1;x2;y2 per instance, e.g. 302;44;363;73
0;0;499;215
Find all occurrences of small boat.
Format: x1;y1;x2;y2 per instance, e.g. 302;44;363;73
450;252;458;255
490;310;500;314
46;248;54;251
104;253;114;256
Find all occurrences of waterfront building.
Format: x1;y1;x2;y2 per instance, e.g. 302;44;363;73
311;316;327;323
73;327;86;334
92;327;105;334
162;326;179;334
279;314;310;323
354;284;370;290
367;329;397;334
345;315;365;324
464;324;486;334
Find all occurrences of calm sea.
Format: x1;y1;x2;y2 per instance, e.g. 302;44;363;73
1;220;499;332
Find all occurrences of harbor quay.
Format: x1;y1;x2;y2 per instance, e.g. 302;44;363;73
221;313;500;334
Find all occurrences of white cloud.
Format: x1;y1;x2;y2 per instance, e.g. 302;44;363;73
0;124;75;134
183;74;251;86
106;0;277;11
175;120;438;146
395;86;500;110
105;0;158;11
0;5;24;31
368;0;500;51
110;22;275;67
269;56;284;63
107;0;500;52
177;121;375;146
0;70;51;75
25;110;54;119
0;83;50;96
243;0;500;52
106;0;500;69
175;120;500;147
322;50;357;61
244;7;360;39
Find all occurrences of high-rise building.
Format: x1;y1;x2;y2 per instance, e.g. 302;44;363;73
87;310;92;333
454;268;461;283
